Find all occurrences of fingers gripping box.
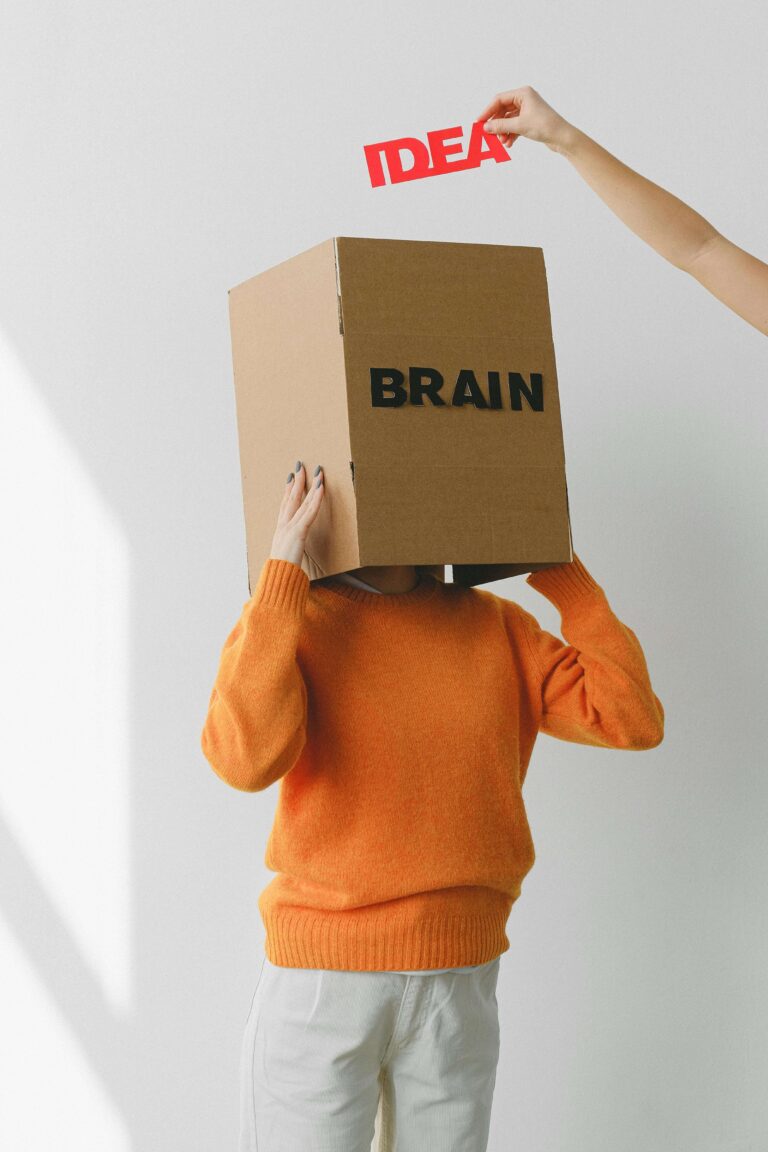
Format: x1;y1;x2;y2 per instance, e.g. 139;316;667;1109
228;236;572;590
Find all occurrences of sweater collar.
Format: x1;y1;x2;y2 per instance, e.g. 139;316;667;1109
313;571;441;606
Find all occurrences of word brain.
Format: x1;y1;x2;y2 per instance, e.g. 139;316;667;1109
370;368;544;410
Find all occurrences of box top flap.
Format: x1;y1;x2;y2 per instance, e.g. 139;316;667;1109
334;237;549;336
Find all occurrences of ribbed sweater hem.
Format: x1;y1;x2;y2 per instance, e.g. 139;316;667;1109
260;903;514;971
251;557;309;615
525;551;605;609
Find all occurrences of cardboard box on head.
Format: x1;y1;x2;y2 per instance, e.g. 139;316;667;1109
228;236;573;591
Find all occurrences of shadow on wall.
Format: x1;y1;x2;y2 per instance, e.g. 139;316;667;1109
0;5;284;1149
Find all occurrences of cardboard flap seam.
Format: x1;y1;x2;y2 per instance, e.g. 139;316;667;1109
333;238;344;335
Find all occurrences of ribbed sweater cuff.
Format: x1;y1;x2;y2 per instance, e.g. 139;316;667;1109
251;557;309;615
525;552;604;610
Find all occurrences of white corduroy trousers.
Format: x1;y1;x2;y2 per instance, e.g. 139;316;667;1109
238;951;501;1152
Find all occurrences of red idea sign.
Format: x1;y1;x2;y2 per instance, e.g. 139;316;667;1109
364;122;510;188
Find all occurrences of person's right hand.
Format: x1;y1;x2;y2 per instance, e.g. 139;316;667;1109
269;461;325;567
477;85;575;153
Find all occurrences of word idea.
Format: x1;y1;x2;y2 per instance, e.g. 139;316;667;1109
364;122;510;188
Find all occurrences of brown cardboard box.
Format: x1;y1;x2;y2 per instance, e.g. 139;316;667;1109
228;236;572;590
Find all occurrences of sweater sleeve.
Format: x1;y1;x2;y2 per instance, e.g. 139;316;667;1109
513;553;665;751
200;558;310;792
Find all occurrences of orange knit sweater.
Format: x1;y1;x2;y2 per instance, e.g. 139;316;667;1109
201;554;664;971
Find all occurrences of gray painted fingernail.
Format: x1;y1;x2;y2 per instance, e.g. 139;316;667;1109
287;472;294;483
295;460;302;471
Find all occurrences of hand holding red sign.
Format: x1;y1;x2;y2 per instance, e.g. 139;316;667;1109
478;85;577;154
476;84;768;335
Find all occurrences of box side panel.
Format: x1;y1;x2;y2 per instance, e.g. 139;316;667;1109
228;239;359;590
337;239;570;572
353;463;571;567
344;333;568;567
229;235;337;297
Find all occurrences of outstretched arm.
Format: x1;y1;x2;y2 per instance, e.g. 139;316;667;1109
479;86;768;336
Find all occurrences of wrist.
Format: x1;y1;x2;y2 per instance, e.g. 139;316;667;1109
551;122;587;158
269;553;303;566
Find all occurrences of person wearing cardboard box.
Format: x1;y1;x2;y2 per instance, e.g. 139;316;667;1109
479;86;768;336
200;459;665;1152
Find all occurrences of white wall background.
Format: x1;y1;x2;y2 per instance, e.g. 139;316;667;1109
1;2;766;1150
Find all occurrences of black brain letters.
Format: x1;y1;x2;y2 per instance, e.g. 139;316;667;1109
369;367;544;411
